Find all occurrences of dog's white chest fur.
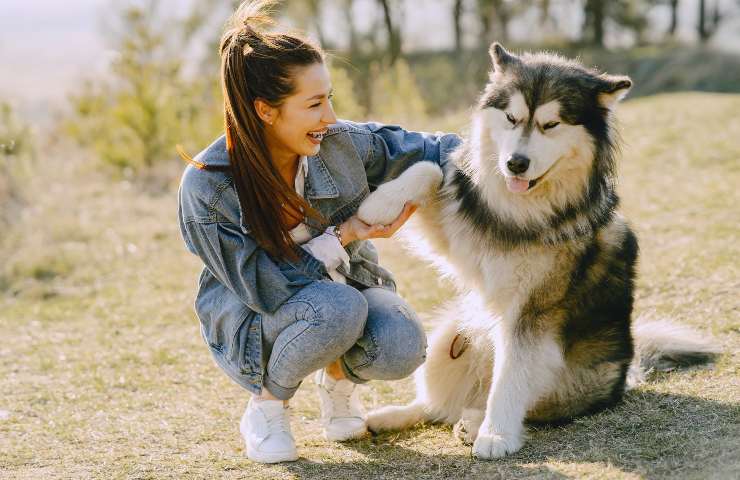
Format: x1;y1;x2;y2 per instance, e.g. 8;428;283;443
436;213;556;316
356;160;556;316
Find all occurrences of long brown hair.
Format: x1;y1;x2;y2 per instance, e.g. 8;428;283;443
187;0;326;261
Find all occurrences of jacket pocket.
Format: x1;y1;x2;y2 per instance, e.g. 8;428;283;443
229;311;262;376
195;270;247;349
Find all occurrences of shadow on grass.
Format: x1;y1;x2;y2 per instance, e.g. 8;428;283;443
283;424;569;479
282;390;738;479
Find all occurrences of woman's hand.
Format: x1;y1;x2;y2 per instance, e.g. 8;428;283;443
339;202;417;246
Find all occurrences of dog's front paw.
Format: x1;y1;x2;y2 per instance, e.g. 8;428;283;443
357;186;405;225
358;162;443;225
472;432;523;460
453;408;484;445
453;419;477;445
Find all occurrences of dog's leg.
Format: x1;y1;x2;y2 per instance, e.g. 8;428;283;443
367;309;477;432
472;327;563;459
365;401;427;432
358;161;443;225
453;407;485;445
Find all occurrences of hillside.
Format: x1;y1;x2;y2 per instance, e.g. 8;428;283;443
0;92;738;479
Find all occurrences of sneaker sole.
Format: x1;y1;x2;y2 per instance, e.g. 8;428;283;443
324;425;368;442
246;444;299;464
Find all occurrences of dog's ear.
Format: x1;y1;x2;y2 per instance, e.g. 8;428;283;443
597;74;632;108
489;43;517;73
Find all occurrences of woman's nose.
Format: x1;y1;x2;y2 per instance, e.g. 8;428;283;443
323;102;338;125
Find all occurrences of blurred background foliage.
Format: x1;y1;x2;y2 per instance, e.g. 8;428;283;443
3;0;740;177
0;102;34;228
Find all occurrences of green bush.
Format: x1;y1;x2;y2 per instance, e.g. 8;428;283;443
63;3;222;176
328;64;366;121
0;102;34;227
368;59;428;125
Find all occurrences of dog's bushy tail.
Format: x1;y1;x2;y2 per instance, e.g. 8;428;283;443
627;319;720;388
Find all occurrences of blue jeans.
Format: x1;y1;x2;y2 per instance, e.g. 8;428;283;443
260;280;427;400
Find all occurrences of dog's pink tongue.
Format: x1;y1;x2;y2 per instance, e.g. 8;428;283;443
506;177;530;193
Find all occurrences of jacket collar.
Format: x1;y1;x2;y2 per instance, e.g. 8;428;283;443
200;134;338;199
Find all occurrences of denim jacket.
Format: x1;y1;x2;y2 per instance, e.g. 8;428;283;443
177;120;461;394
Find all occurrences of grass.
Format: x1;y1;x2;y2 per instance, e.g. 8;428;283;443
1;92;738;479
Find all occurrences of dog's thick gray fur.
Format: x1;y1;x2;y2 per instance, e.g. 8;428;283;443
357;44;718;459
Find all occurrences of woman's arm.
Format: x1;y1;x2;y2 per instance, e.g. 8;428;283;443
343;121;462;189
180;219;327;315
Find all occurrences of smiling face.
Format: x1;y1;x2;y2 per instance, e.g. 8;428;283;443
257;62;337;165
484;91;590;194
481;44;632;196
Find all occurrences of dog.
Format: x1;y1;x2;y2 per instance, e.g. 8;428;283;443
356;43;718;460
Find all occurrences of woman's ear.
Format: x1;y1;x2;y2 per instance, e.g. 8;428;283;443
254;98;277;125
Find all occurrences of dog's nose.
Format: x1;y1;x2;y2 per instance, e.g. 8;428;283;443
507;154;530;175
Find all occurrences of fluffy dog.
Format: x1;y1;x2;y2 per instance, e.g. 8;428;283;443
357;44;718;459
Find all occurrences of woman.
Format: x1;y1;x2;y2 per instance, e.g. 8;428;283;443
177;1;460;463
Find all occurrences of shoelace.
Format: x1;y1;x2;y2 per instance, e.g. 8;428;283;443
264;406;291;435
326;383;358;419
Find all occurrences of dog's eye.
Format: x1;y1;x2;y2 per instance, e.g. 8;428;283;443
543;121;560;130
505;113;517;125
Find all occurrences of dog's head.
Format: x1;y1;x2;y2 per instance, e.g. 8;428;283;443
478;43;631;196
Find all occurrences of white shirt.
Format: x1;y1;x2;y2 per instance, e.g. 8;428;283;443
289;156;350;283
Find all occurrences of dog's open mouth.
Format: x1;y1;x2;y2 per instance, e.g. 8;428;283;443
504;160;562;194
505;176;540;193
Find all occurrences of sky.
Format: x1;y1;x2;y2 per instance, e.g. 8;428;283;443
0;0;111;120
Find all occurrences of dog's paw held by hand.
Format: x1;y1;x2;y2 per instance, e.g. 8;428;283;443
357;185;405;225
358;162;443;225
472;432;523;460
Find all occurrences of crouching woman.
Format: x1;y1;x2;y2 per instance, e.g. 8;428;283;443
177;0;460;464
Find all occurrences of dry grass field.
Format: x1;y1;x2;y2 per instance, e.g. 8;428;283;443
1;92;738;479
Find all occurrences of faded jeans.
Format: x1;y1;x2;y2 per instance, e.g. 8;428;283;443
260;280;427;400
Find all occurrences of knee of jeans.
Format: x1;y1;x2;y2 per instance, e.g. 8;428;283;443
311;283;368;341
377;321;427;379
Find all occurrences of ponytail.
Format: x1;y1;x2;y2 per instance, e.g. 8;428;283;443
187;1;327;261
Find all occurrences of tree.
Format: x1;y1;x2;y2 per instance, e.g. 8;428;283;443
453;0;464;53
668;0;679;37
477;0;524;47
698;0;725;43
582;0;649;47
699;0;709;40
341;0;360;57
284;0;330;48
377;0;402;64
584;0;606;46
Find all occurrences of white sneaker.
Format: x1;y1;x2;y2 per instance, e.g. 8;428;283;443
240;398;299;463
315;369;367;441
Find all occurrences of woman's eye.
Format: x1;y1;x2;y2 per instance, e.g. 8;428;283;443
310;103;321;108
505;113;517;125
543;121;560;130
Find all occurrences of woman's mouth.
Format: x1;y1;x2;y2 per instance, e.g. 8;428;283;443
307;130;326;145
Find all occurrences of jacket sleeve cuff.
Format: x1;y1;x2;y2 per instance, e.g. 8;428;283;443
301;228;350;271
